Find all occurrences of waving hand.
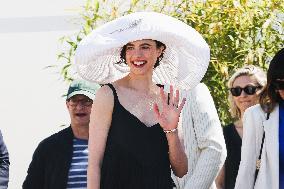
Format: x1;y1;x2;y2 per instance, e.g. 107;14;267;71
153;85;186;131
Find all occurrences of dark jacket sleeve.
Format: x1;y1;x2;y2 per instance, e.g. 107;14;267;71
22;141;46;189
22;127;74;189
0;130;9;189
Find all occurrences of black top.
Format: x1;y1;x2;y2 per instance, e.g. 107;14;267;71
101;84;173;189
223;123;242;189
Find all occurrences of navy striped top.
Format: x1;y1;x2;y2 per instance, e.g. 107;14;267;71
67;138;88;189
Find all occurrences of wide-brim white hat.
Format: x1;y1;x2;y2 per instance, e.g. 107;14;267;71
75;11;210;90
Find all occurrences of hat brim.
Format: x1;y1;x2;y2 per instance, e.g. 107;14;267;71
75;12;210;90
67;91;96;100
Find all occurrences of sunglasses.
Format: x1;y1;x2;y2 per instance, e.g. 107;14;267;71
273;80;284;90
230;85;262;97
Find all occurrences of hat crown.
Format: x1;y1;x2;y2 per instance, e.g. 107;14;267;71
67;80;100;100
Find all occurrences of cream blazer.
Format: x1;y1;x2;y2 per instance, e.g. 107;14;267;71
235;104;279;189
169;83;226;189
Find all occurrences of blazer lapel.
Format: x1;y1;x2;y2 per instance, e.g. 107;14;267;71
263;105;279;185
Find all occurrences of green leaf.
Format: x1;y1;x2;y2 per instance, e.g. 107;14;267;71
55;0;284;125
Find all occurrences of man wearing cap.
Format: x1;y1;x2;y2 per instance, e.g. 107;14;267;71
22;80;100;189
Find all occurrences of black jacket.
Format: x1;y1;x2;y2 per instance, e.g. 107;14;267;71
0;130;9;189
22;126;74;189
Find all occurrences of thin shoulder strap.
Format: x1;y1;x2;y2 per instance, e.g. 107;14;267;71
258;132;265;160
254;112;270;185
266;112;270;120
257;112;270;166
258;113;270;158
105;83;118;102
156;84;164;88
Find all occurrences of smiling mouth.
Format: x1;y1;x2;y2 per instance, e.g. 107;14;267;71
132;61;146;67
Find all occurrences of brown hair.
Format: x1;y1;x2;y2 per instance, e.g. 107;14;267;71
118;40;166;68
259;48;284;113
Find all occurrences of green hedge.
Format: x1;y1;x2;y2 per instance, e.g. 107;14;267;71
57;0;284;125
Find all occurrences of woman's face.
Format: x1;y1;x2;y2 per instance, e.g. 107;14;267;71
125;39;164;76
275;79;284;100
232;75;261;114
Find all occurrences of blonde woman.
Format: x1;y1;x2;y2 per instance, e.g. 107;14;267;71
216;65;266;189
235;48;284;189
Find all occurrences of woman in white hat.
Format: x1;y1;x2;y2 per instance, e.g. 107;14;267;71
75;12;210;189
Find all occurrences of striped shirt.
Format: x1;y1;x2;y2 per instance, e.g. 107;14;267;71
66;138;88;189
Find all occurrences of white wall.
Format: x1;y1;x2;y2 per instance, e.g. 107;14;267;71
0;0;84;188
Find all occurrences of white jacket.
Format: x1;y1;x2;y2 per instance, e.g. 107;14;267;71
170;83;226;189
235;104;279;189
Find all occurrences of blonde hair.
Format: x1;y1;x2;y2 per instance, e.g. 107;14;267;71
227;65;267;119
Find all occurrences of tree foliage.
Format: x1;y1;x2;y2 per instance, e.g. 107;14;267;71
58;0;284;125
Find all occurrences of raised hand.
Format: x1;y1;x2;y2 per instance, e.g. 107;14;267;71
153;85;186;132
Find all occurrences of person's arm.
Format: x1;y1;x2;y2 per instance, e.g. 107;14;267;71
165;131;188;177
22;141;46;189
234;107;260;189
0;130;9;188
87;86;114;189
154;86;188;177
215;127;227;189
215;165;225;189
184;83;227;189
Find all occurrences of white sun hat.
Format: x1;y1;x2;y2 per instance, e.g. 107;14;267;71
75;11;210;90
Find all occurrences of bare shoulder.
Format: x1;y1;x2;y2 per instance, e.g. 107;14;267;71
90;84;115;132
92;84;114;110
95;85;114;98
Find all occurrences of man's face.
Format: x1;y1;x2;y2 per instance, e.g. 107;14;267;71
66;94;93;127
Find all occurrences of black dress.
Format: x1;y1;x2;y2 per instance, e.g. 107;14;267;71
100;84;173;189
223;123;242;189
